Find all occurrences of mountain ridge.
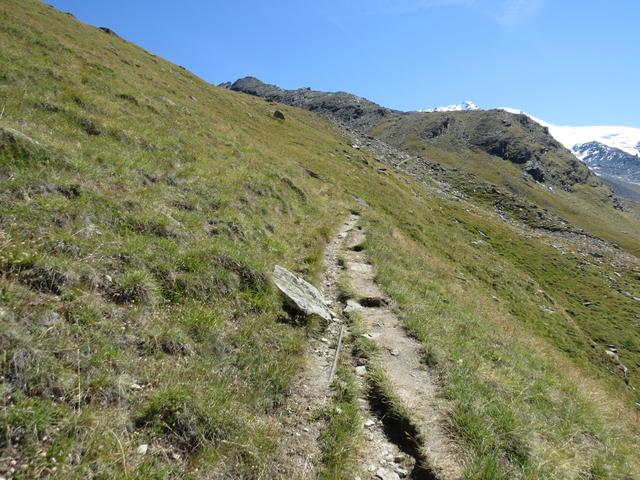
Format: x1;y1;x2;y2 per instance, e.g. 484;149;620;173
228;78;600;190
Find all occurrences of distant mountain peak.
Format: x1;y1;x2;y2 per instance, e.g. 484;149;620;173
498;108;640;157
498;107;640;187
421;101;479;113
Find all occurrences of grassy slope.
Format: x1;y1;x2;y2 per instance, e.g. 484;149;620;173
371;113;640;256
0;2;358;477
1;1;639;479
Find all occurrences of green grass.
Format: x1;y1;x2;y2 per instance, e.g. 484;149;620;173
360;209;640;478
0;1;639;478
317;362;363;480
0;1;357;476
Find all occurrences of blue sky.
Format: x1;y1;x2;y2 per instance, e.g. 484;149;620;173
49;0;639;127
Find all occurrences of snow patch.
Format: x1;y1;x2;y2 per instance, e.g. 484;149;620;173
498;107;640;157
421;101;479;113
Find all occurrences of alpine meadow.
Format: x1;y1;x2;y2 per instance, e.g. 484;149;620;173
1;1;639;479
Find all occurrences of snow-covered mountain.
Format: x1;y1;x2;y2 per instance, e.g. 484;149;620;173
499;107;640;186
419;103;640;188
500;108;640;156
421;101;479;113
573;142;640;184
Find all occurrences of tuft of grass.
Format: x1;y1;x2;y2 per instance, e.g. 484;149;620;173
110;270;160;305
135;385;228;453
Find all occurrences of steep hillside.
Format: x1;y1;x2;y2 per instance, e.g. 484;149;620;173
229;78;597;191
602;175;640;203
1;2;640;479
231;78;640;255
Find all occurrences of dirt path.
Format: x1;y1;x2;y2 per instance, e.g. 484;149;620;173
276;214;462;479
319;214;416;480
343;227;464;480
274;214;360;478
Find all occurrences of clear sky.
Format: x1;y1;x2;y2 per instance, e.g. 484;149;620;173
48;0;639;127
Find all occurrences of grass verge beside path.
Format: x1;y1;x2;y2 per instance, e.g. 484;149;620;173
361;213;640;479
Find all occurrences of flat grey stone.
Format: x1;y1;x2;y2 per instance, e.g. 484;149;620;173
376;467;400;480
272;265;332;322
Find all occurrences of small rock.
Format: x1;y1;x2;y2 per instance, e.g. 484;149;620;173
355;365;367;376
389;349;400;357
273;110;285;120
376;467;400;480
343;299;361;315
320;337;329;343
364;419;375;428
394;466;409;478
604;350;619;361
37;311;62;326
0;306;17;323
136;444;148;455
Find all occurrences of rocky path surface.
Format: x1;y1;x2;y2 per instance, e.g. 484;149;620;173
277;213;462;479
275;214;361;478
320;214;414;480
343;227;464;480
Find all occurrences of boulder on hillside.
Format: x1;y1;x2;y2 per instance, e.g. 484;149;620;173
272;265;332;322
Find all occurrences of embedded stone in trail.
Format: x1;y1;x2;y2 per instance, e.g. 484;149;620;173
272;265;333;322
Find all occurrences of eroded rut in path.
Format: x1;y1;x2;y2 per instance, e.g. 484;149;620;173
343;226;464;480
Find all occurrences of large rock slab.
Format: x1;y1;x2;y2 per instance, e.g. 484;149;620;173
272;265;332;322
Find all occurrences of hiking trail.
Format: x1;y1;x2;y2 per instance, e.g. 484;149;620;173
277;212;462;479
343;224;464;480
